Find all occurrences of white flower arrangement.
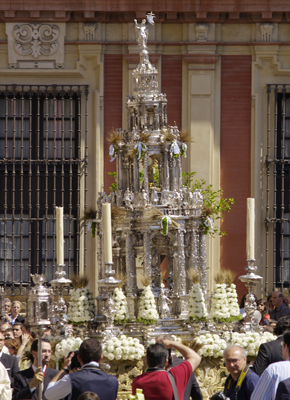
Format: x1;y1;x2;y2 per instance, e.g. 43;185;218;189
188;283;208;321
67;286;96;325
195;333;227;358
113;287;129;323
102;335;145;361
54;337;83;360
226;284;242;321
137;285;159;325
225;331;276;356
196;331;276;358
210;283;231;321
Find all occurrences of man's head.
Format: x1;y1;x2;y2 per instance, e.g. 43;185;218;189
77;392;100;400
0;331;5;352
146;343;168;369
11;301;21;318
224;345;247;380
4;328;14;339
273;316;290;336
0;321;12;333
31;338;52;367
4;298;11;314
13;323;23;338
282;332;290;360
271;292;284;308
78;339;102;366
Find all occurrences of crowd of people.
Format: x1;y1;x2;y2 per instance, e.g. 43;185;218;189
0;291;289;400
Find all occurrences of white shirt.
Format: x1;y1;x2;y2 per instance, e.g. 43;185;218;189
0;362;11;400
251;360;290;400
45;361;99;400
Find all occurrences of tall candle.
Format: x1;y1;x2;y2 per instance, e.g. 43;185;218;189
103;203;113;263
246;198;255;260
56;206;64;265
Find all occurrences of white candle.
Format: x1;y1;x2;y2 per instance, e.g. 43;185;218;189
103;203;113;263
246;198;255;260
56;206;64;265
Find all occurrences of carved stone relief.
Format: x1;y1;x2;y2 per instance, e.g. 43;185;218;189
6;23;66;69
260;23;273;42
196;24;209;42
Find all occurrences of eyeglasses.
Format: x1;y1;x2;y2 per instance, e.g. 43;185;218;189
225;358;243;365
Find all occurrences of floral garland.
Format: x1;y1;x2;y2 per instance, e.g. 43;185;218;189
195;331;276;358
137;285;159;325
54;337;83;361
226;284;242;321
113;287;129;323
224;331;276;356
102;335;145;361
195;333;227;358
210;283;231;322
67;286;96;325
188;283;208;322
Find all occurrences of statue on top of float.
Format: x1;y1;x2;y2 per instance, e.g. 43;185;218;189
134;12;155;49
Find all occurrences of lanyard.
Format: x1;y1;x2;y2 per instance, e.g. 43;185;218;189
224;365;250;400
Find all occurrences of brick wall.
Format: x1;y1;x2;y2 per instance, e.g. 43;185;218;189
161;55;182;128
104;54;123;192
220;55;252;299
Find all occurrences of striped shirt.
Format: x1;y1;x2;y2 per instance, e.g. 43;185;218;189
251;360;290;400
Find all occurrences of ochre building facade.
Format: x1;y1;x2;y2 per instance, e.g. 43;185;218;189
0;1;290;299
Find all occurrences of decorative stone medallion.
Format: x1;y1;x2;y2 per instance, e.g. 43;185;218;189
6;23;66;69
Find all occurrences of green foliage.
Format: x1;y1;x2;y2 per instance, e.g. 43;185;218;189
139;171;144;187
212;315;242;323
153;167;159;187
91;221;96;238
188;316;208;323
108;171;117;192
136;318;157;326
182;172;234;237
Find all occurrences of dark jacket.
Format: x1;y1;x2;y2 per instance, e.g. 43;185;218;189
12;367;58;400
270;303;290;321
0;352;20;388
9;315;25;325
275;376;290;400
69;367;119;400
251;336;283;376
172;355;203;400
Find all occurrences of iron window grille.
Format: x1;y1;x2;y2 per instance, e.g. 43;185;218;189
266;84;290;292
0;85;88;294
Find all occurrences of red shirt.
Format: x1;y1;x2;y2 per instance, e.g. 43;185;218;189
132;360;192;400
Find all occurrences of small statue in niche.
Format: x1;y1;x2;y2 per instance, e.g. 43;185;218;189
151;186;159;205
159;283;172;319
141;188;149;208
124;188;134;210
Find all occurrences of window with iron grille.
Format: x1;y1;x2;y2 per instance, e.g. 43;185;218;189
0;85;88;292
266;85;290;291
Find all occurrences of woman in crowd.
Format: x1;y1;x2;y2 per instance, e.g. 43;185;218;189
9;301;25;325
257;299;270;325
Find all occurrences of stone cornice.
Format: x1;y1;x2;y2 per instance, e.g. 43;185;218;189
123;54;160;65
1;2;290;23
183;54;219;64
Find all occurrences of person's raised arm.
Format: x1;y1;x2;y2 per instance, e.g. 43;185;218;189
161;339;201;372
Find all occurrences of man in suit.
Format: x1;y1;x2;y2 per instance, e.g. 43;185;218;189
45;338;119;400
0;331;19;388
13;338;57;400
275;376;290;400
251;315;290;376
156;334;203;400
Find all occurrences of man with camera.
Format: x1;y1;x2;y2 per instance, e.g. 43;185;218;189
155;334;203;400
132;338;201;400
211;345;258;400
